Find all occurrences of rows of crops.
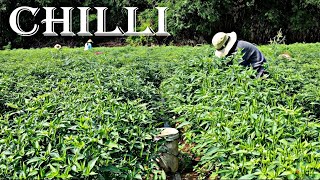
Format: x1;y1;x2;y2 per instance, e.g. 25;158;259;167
0;44;320;179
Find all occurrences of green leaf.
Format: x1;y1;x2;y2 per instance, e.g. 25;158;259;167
272;123;277;135
209;172;219;179
107;141;119;149
88;157;99;172
279;139;289;146
28;170;38;177
47;143;52;153
71;165;77;173
134;174;142;180
161;170;166;180
287;174;296;180
102;165;121;173
50;152;60;158
232;150;248;154
251;113;258;119
5;103;19;109
89;172;98;175
250;151;260;156
176;121;192;129
35;141;40;150
280;171;293;176
144;134;153;140
239;174;256;180
77;154;85;161
3;151;12;155
46;164;59;178
27;157;42;164
205;147;219;156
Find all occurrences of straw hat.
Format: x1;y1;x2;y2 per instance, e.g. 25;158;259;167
54;44;62;50
212;32;237;58
87;39;93;43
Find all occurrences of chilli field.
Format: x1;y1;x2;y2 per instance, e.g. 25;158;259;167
0;43;320;179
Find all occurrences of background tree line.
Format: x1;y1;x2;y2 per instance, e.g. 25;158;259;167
1;0;320;48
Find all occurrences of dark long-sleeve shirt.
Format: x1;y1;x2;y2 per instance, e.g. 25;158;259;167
227;40;266;70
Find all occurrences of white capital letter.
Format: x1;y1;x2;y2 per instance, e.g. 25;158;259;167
94;7;124;36
41;7;75;36
77;7;92;36
124;7;155;36
156;7;170;36
9;6;40;36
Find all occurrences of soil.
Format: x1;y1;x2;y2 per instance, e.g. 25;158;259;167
180;172;199;180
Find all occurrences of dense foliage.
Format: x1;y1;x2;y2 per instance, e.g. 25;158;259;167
0;43;320;179
1;0;320;48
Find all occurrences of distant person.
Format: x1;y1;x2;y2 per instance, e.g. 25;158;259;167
84;39;93;51
212;32;268;78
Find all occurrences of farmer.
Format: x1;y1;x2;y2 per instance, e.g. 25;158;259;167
212;32;267;78
84;39;93;51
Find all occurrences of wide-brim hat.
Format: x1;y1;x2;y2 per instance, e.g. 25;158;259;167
212;32;237;58
87;39;93;43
